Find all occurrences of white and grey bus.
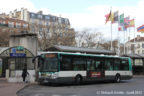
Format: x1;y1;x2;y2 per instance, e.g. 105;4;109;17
36;52;133;84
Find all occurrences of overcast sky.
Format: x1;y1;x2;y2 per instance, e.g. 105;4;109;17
0;0;144;42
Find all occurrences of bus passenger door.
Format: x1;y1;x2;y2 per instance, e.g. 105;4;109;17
87;59;105;78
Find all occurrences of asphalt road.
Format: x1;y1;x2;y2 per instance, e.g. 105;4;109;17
17;77;144;96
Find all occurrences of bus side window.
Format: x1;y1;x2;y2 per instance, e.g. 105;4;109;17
105;59;113;71
61;57;72;71
73;57;86;71
114;59;120;70
95;60;104;71
87;59;91;71
86;59;95;71
121;60;129;70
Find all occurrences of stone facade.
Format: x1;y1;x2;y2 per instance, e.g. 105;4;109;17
126;35;144;54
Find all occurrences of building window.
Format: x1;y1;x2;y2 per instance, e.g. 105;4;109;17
52;16;56;22
131;44;135;49
16;23;21;28
137;44;140;48
58;18;61;23
45;21;49;26
62;18;65;24
15;58;26;70
45;16;50;20
135;59;143;66
8;22;14;28
142;43;144;48
23;24;28;28
2;21;6;24
142;50;144;54
37;14;42;19
39;21;42;25
31;13;35;18
137;50;140;54
65;19;69;25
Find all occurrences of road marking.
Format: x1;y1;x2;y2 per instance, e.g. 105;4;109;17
51;94;61;96
34;94;44;96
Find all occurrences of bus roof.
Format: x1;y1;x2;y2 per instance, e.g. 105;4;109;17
40;52;129;59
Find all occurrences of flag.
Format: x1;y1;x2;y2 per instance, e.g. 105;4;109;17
118;23;127;31
105;10;111;24
129;19;135;27
124;17;130;28
137;25;144;32
109;12;114;23
113;11;119;23
119;14;124;23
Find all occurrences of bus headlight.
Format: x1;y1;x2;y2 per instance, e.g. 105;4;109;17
51;74;58;79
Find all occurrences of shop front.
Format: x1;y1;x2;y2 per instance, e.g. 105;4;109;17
0;46;35;82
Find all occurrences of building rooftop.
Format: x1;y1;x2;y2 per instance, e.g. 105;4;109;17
123;54;144;59
44;45;116;55
129;35;144;42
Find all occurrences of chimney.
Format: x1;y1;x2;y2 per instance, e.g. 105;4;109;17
37;11;43;14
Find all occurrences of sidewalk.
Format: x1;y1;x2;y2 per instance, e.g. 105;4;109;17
133;75;144;77
0;78;26;96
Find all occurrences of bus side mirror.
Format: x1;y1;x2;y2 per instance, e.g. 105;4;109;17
32;57;36;63
32;56;41;63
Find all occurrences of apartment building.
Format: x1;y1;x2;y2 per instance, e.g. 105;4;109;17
8;8;74;37
126;35;144;54
0;17;29;34
0;8;75;48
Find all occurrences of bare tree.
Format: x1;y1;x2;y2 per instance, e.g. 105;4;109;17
0;28;10;47
38;22;76;50
76;28;103;48
101;39;125;55
101;39;118;52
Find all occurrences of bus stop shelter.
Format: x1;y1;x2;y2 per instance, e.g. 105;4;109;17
44;45;116;55
0;46;35;82
123;54;144;75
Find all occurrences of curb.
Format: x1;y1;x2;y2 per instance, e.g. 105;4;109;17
16;84;29;96
16;82;38;96
133;75;144;78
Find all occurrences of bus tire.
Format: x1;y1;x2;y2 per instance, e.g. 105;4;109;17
115;74;121;83
75;75;82;85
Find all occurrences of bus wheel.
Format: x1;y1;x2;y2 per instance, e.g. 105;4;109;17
115;74;121;83
75;75;82;85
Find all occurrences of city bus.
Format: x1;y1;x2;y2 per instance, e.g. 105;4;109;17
35;52;133;84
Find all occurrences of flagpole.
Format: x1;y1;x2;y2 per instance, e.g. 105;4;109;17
111;22;113;51
134;26;136;54
129;27;131;54
124;30;126;54
129;27;130;40
126;29;128;54
117;25;120;56
110;7;113;51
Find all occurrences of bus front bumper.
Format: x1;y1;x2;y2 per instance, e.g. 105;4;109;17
38;77;59;83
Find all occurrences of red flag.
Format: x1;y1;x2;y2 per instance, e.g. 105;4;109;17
137;25;144;32
118;27;122;31
105;10;111;24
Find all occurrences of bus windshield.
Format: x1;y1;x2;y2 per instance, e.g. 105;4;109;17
40;57;58;72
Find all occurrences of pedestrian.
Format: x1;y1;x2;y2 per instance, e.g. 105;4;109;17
22;67;29;82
